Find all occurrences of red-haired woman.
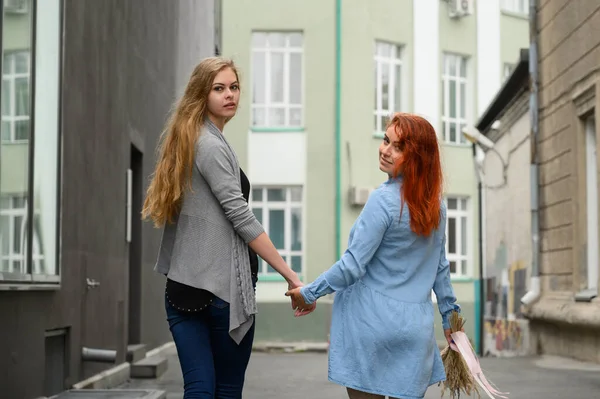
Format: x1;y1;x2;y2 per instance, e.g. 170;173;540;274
287;113;460;399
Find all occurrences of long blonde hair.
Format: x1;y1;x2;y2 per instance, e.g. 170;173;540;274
142;57;239;227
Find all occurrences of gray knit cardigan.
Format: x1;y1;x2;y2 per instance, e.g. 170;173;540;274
154;118;264;344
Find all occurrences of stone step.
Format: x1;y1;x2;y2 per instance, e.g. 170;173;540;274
130;356;168;379
126;344;147;363
51;389;166;398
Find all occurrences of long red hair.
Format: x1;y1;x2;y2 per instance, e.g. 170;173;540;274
388;113;443;237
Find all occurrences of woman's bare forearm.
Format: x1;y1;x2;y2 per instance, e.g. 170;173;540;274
248;232;301;286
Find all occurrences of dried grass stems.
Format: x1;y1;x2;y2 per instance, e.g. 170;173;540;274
440;311;480;399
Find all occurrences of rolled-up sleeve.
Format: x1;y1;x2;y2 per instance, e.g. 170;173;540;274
300;189;391;304
196;139;264;243
432;209;461;330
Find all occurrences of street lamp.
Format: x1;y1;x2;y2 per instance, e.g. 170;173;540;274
462;126;508;188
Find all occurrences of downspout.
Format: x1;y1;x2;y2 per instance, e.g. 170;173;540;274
335;0;342;260
521;0;541;307
474;143;484;356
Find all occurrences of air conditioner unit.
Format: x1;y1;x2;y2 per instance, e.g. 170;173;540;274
4;0;28;14
348;186;373;207
448;0;473;19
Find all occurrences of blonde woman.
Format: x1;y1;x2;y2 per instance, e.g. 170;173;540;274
142;57;312;398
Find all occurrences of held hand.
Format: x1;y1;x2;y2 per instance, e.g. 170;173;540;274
444;327;464;347
285;287;317;317
287;279;304;311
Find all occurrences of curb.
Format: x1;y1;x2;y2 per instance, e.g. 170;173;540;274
72;362;131;390
70;342;176;390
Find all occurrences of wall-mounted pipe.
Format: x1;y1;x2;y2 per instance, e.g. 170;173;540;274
82;347;117;363
521;0;541;307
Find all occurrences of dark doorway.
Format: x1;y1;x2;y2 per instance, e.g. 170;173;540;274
128;144;143;344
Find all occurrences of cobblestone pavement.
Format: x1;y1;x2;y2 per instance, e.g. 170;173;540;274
119;346;600;398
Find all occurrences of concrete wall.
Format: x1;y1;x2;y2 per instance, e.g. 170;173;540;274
482;91;532;357
0;1;216;397
525;0;600;363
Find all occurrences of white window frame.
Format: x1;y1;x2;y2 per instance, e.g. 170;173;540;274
501;0;529;15
2;51;30;143
445;196;471;277
0;196;44;275
374;41;403;134
442;53;469;145
585;116;598;291
251;32;303;129
250;186;304;275
1;0;61;286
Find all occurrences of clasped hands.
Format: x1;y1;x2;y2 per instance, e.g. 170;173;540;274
285;282;316;317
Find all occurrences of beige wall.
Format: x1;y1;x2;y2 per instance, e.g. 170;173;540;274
527;0;600;363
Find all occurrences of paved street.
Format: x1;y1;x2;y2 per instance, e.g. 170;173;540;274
119;345;600;398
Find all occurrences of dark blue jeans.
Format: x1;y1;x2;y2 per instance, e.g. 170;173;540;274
166;295;255;398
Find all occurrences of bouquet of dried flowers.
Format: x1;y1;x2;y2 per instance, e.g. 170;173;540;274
440;311;480;398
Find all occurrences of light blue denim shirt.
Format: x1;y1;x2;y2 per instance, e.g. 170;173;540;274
299;177;461;398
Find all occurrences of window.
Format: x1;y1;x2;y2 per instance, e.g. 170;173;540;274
1;0;61;285
501;0;529;15
445;197;470;276
374;41;403;134
2;52;30;142
442;53;469;144
585;116;598;291
251;187;304;275
251;32;303;129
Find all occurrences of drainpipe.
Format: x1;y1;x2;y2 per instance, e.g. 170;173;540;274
521;0;541;307
334;0;342;260
81;347;117;363
474;143;485;356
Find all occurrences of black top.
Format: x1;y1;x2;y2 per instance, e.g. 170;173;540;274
165;167;258;312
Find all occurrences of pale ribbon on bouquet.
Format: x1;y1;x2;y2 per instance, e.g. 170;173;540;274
449;331;510;399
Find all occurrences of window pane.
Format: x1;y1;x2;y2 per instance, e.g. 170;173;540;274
15;120;29;141
290;187;302;201
461;216;467;255
450;261;457;274
460;57;467;78
449;80;456;117
252;208;263;224
289;32;303;47
381;61;390;110
461;260;467;275
252;32;267;47
291;255;302;273
291;207;302;251
268;107;285;126
289;108;302;126
460;82;466;119
267;188;286;202
252;52;266;104
289;53;302;105
252;189;263;201
394;64;401;112
270;52;284;103
15;77;29;116
269;210;285;249
31;0;61;276
449;123;456;143
252;107;266;126
447;56;456;76
447;198;458;210
2;81;10;116
448;217;456;254
268;33;285;47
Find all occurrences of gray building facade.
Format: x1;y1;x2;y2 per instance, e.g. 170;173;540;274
0;1;218;397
